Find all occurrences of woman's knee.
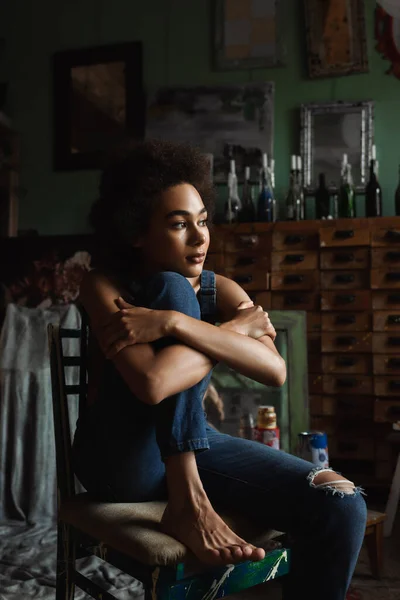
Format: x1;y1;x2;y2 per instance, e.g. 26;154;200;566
146;271;200;317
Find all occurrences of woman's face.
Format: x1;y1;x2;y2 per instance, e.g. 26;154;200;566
137;183;210;279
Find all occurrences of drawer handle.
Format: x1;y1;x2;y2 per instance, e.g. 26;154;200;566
387;358;400;368
386;272;400;282
334;230;354;240
284;295;306;305
336;357;356;367
385;230;400;242
285;254;305;263
388;336;400;346
239;235;258;247
334;274;355;284
388;315;400;325
389;380;400;391
285;235;304;244
336;336;356;346
284;274;304;284
386;251;400;261
336;378;357;388
235;257;256;267
333;252;354;263
388;293;400;303
336;294;356;304
234;275;253;284
335;315;356;325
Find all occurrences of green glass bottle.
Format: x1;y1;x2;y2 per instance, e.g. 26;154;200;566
338;163;356;218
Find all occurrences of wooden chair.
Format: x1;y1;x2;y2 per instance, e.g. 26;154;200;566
47;322;290;600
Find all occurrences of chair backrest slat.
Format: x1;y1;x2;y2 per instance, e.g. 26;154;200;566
48;319;88;504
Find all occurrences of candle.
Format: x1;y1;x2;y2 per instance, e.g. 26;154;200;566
372;145;376;160
291;155;297;170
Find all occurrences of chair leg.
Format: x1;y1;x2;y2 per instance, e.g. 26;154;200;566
56;521;76;600
365;522;384;580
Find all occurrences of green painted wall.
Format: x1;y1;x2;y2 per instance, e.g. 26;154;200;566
1;0;399;234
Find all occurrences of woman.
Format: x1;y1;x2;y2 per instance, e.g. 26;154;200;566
73;140;367;600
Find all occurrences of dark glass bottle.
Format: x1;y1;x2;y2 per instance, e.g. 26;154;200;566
315;173;330;219
395;165;400;216
238;166;255;222
365;159;382;217
256;155;274;222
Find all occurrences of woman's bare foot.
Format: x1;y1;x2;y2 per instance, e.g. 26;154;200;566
162;452;265;566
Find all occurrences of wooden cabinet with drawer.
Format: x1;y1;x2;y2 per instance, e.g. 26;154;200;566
371;247;400;268
373;354;400;374
271;292;320;311
329;438;374;460
224;266;269;292
374;399;400;423
322;332;372;353
322;353;371;374
372;290;400;310
270;271;319;291
320;226;370;248
322;312;370;331
374;376;400;396
271;250;318;271
224;231;271;254
272;227;318;251
372;332;400;353
322;374;373;395
373;311;400;331
371;227;400;247
321;290;371;311
320;270;369;290
320;248;369;270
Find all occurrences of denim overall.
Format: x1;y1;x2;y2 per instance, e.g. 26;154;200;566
72;270;367;600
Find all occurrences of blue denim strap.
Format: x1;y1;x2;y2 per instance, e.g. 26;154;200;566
199;270;217;324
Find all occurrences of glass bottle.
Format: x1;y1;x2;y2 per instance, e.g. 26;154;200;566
338;160;356;218
294;156;305;220
315;173;330;219
224;159;241;223
238;166;255;222
365;159;382;217
285;155;296;220
395;165;400;216
256;153;274;222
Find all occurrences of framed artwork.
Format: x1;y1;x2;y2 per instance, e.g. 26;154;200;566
304;0;368;78
300;101;374;194
375;3;400;80
53;42;144;171
214;0;285;70
146;82;274;182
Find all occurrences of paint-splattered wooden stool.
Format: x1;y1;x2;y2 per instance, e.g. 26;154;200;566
364;509;386;579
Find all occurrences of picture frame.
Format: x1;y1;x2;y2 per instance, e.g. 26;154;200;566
53;42;144;171
304;0;369;79
213;0;285;70
300;100;374;195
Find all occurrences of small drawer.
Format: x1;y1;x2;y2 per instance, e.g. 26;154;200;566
320;248;369;270
320;270;368;290
374;376;400;397
373;354;400;374
373;311;400;331
307;312;321;333
224;251;269;270
322;354;371;375
321;312;370;332
272;229;318;250
309;373;323;394
335;395;374;418
224;232;270;254
329;437;374;460
376;441;393;461
371;247;400;268
374;399;400;423
271;250;318;272
322;374;373;395
371;268;400;289
310;416;336;436
309;395;336;416
322;332;372;353
271;292;320;311
372;291;400;310
225;267;269;291
204;253;224;272
321;291;371;311
320;227;370;248
375;461;393;481
372;333;400;354
208;233;224;253
308;352;322;372
371;227;400;247
307;333;321;353
270;271;319;291
248;291;271;309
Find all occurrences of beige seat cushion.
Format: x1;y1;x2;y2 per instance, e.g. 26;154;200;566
60;493;283;567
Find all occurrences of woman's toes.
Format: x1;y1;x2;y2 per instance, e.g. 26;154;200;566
251;547;266;561
241;545;254;559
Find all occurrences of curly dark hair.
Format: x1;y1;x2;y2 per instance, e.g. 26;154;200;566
89;139;215;274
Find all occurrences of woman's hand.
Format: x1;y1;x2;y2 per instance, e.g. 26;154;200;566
96;297;171;358
223;301;276;341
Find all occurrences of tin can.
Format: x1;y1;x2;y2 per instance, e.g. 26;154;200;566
257;405;277;429
238;412;255;440
298;431;329;468
255;426;280;449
